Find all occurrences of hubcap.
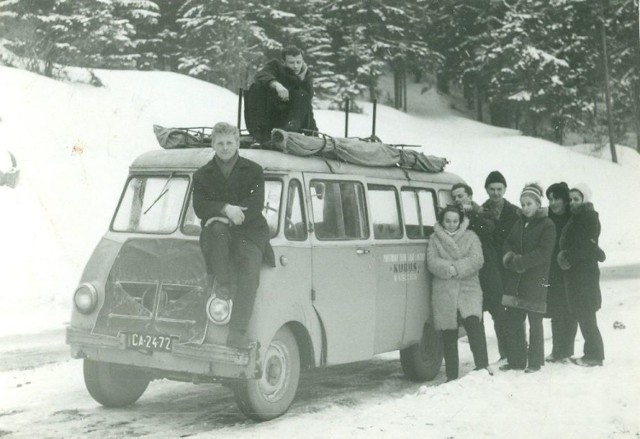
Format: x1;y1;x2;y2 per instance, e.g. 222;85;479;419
258;341;289;402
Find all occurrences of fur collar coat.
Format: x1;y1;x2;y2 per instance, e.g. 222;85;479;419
427;218;484;330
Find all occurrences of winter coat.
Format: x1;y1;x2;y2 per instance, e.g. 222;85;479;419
481;198;521;258
246;59;318;140
466;202;504;310
546;209;572;318
192;155;271;254
502;209;556;314
427;218;484;331
558;202;602;316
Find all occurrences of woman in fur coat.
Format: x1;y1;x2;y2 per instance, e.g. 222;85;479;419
427;205;488;382
557;183;605;367
500;183;556;373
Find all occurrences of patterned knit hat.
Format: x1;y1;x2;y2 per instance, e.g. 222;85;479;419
520;183;544;205
571;183;592;203
484;170;507;188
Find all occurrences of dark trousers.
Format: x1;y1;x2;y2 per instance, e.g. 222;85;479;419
485;303;508;359
576;312;605;361
442;314;489;380
200;222;263;332
505;308;544;369
550;314;578;359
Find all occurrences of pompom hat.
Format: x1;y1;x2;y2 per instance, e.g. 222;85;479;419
520;183;544;205
571;183;592;203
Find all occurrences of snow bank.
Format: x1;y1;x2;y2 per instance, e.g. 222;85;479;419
0;65;638;334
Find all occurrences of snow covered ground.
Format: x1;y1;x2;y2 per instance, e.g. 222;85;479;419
0;66;639;437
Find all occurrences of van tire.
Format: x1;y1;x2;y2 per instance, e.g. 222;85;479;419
83;359;150;407
233;326;300;421
400;322;443;382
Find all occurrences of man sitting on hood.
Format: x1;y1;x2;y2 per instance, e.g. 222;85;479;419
245;45;318;143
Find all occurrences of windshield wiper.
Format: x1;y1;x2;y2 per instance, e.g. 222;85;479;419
144;172;176;215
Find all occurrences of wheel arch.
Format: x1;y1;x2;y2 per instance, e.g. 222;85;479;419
285;321;315;369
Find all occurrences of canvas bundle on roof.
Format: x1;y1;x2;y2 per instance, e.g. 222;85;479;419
152;125;449;173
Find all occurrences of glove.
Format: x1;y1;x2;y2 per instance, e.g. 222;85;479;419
512;255;526;274
503;251;517;271
595;246;607;263
557;250;571;270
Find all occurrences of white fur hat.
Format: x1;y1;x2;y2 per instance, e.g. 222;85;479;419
571;183;592;203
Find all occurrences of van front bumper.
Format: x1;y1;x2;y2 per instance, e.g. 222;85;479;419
65;327;260;380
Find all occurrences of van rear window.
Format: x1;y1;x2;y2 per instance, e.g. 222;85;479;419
401;187;437;239
112;175;189;234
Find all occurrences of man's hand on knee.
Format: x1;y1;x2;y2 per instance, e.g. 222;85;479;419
205;216;230;228
224;204;248;225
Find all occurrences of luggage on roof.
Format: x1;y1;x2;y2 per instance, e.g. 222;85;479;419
152;125;448;173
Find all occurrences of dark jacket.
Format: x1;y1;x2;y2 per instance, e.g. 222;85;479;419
558;202;602;316
546;209;572;318
247;59;317;140
481;198;521;260
466;202;504;310
192;155;270;252
502;209;556;314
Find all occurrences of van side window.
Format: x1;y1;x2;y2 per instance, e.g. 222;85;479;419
182;178;282;237
310;180;369;240
401;187;437;238
368;184;402;239
438;189;453;208
285;179;308;241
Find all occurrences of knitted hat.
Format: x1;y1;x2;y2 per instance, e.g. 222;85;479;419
571;183;592;203
546;181;570;204
520;183;544;205
484;170;507;188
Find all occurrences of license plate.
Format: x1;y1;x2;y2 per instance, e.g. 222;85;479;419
126;332;174;352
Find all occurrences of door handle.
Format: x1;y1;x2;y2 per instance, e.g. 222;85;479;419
356;248;370;255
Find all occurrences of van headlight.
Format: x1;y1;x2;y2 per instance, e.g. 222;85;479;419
74;283;98;314
206;296;232;325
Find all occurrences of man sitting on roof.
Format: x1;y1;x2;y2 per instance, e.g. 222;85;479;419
245;45;318;143
192;122;272;348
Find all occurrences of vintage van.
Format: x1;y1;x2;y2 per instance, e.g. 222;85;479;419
66;140;463;421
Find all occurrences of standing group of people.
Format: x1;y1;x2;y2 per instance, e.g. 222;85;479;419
426;171;605;382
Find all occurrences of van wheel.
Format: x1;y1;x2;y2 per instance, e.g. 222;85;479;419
400;322;443;382
83;360;150;407
233;326;300;421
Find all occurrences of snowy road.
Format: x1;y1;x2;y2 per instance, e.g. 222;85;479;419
0;337;439;438
1;266;638;438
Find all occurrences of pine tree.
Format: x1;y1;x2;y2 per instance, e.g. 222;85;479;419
325;0;440;105
113;0;162;70
0;0;137;76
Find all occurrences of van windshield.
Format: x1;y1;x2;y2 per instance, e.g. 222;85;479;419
112;175;190;233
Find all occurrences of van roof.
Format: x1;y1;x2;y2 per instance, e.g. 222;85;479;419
131;148;464;185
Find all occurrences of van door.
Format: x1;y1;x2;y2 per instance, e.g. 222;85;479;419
367;182;408;353
400;185;438;345
306;175;376;364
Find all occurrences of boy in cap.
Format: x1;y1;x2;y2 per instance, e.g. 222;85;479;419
481;171;520;360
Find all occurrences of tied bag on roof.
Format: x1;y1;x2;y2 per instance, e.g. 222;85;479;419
153;125;202;149
271;129;448;173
